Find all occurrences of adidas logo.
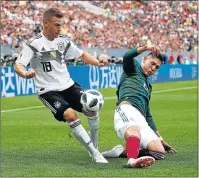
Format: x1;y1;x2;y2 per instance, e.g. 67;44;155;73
41;47;46;51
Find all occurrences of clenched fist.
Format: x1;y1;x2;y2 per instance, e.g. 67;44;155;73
23;69;36;79
98;54;109;67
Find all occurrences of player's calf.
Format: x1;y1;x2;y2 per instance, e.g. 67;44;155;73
139;149;165;160
121;149;165;160
84;110;99;149
64;108;100;161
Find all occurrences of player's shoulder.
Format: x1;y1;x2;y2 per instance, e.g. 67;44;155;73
58;34;71;43
59;34;70;39
26;33;43;46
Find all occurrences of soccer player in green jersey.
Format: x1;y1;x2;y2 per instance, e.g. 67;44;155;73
102;45;176;168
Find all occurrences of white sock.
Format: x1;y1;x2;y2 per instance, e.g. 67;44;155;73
88;115;99;149
69;119;97;155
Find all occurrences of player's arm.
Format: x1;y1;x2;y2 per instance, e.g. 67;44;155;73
146;106;158;132
80;51;108;67
137;45;160;55
123;45;160;74
66;41;108;67
146;106;177;153
14;45;36;79
155;131;177;153
123;48;139;74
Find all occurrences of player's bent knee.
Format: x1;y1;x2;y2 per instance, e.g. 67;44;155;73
124;126;140;140
147;140;166;155
63;108;78;122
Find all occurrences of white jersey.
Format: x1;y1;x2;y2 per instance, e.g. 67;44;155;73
16;32;83;95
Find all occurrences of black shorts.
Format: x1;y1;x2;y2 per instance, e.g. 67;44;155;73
38;82;84;122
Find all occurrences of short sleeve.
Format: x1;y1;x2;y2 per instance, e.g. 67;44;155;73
64;41;83;60
15;45;34;66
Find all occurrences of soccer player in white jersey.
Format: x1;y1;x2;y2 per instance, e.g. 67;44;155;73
14;8;108;163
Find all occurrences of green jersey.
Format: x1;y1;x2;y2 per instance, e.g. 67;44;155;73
117;48;157;131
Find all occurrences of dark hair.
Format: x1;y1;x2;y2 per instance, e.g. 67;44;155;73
43;8;63;20
147;52;166;64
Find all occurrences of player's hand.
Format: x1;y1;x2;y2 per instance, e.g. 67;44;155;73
161;140;177;153
23;69;36;79
147;45;161;57
98;54;109;67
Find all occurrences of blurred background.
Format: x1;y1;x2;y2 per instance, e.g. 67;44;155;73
1;2;198;177
1;0;198;67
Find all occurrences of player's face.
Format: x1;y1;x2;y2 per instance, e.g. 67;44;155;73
142;55;162;76
44;16;63;39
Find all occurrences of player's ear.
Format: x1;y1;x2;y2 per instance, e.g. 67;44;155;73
43;19;48;28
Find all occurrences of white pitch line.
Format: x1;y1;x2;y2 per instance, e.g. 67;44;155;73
1;106;44;113
1;86;197;113
104;86;197;100
152;86;197;94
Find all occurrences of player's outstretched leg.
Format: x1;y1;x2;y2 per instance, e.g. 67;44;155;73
102;145;124;158
92;150;108;163
69;119;108;163
102;146;155;167
124;134;155;168
83;110;99;150
102;145;165;160
113;104;156;168
87;114;99;149
65;109;108;163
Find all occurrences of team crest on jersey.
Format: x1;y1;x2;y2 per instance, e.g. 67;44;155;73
58;42;65;51
54;101;61;108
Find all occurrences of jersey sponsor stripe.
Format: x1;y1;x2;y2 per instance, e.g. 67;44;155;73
1;86;197;113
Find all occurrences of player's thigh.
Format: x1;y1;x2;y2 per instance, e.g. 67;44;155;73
63;82;84;113
114;104;145;139
140;126;164;152
38;91;70;122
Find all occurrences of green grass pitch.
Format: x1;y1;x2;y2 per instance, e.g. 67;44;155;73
1;80;198;177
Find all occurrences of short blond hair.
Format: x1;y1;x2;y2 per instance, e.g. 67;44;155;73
43;8;63;20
